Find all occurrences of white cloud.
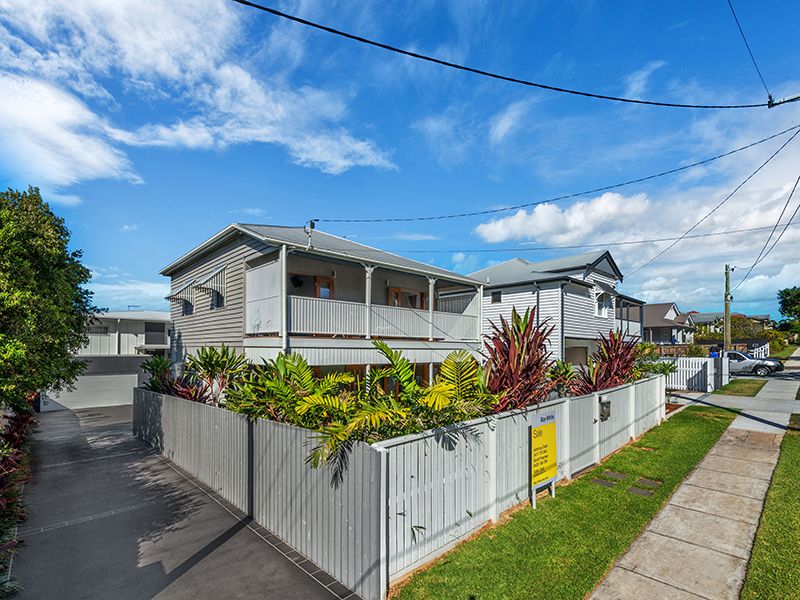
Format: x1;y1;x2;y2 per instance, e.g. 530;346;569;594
413;107;476;167
88;278;170;311
489;100;531;145
623;60;667;98
119;224;138;232
227;207;268;217
0;0;394;195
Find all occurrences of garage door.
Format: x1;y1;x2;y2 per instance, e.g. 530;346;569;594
42;374;138;412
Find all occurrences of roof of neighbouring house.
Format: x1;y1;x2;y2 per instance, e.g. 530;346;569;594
160;223;480;285
96;310;171;322
468;249;626;288
642;303;695;330
689;311;770;324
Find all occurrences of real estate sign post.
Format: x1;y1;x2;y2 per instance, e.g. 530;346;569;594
530;413;557;509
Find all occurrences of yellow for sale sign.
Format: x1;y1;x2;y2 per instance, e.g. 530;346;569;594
531;417;557;489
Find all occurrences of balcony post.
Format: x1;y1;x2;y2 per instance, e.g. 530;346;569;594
280;244;288;353
364;265;375;339
478;284;484;342
428;277;436;341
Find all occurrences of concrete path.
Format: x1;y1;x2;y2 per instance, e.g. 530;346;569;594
591;380;799;600
784;346;800;370
13;407;354;600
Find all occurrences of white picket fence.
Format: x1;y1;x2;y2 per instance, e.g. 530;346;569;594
133;374;665;600
659;356;730;392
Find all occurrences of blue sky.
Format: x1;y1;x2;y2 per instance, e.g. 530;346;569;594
2;0;800;318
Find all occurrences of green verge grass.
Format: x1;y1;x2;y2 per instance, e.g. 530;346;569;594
770;344;798;360
741;414;800;599
713;378;768;397
394;406;736;600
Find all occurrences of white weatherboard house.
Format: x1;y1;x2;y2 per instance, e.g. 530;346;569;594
161;224;483;377
42;310;171;412
467;250;644;365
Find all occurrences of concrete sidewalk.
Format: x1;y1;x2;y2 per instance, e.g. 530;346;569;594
13;406;354;600
728;378;800;433
591;379;799;599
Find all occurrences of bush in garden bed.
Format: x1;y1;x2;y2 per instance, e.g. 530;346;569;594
142;312;646;467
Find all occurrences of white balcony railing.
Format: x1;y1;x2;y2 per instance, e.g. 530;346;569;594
287;296;479;341
615;319;642;337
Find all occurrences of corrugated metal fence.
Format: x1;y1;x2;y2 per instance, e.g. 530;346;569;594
134;375;665;600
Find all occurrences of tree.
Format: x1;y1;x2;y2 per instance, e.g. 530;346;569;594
778;287;800;322
0;187;96;411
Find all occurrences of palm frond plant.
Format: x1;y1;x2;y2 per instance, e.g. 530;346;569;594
184;344;249;406
549;359;576;397
573;331;640;395
483;307;557;412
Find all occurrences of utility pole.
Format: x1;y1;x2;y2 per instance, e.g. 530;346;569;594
723;264;732;351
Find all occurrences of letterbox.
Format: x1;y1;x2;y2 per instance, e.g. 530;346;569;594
599;396;611;421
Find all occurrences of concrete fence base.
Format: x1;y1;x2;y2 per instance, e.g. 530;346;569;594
134;374;665;600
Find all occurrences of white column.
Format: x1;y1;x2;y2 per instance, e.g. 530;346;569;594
365;265;374;339
116;318;121;355
280;244;288;353
478;284;484;342
592;393;601;465
428;277;436;341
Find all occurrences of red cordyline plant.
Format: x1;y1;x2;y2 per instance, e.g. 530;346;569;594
483;307;557;412
573;330;640;395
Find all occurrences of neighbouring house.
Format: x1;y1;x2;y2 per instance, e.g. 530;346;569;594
41;310;171;412
642;303;696;345
465;250;644;365
689;311;771;333
161;223;482;378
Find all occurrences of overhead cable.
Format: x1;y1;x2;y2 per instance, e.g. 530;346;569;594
232;0;769;110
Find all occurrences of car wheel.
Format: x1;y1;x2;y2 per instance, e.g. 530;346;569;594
754;366;770;377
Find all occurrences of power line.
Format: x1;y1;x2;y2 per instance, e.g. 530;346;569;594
627;126;800;277
732;173;800;291
338;222;800;255
318;124;800;223
232;0;769;110
726;0;772;100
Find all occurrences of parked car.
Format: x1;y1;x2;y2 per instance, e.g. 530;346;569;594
727;351;784;377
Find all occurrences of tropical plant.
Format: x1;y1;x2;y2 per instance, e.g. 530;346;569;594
141;355;177;394
549;360;576;397
574;331;640;394
184;344;249;406
483;307;556;412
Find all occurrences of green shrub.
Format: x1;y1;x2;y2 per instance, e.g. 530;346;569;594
685;343;707;357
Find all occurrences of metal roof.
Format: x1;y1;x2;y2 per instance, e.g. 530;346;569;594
96;311;171;322
161;223;480;285
523;250;608;273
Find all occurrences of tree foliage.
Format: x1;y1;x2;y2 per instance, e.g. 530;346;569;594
0;187;96;410
778;287;800;322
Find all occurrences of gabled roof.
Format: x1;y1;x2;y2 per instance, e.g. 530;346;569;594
642;303;694;330
161;223;480;285
468;257;591;288
469;249;623;288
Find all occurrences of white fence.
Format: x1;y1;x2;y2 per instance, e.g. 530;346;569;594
751;343;770;358
659;357;730;392
133;375;665;600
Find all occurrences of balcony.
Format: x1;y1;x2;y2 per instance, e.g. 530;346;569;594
615;318;642;337
288;295;479;341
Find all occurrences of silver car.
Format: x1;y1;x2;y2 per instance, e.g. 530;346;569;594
727;351;784;377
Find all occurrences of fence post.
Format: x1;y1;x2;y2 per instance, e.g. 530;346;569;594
592;393;600;465
659;375;666;422
627;383;636;440
562;399;572;480
377;447;390;600
487;415;499;523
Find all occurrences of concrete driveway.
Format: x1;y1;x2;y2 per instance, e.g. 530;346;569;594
13;406;356;600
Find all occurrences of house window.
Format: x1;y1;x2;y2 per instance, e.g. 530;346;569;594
181;300;194;316
491;291;502;304
88;325;108;334
595;291;612;317
144;322;166;345
210;290;225;309
315;276;334;300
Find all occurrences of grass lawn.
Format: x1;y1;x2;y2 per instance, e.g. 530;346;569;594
741;414;800;599
770;344;798;360
712;378;767;397
393;406;736;600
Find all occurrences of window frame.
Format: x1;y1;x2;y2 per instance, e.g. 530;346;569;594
490;290;502;304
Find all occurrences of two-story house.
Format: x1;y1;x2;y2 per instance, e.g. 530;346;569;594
642;303;695;344
161;223;483;379
466;250;643;365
